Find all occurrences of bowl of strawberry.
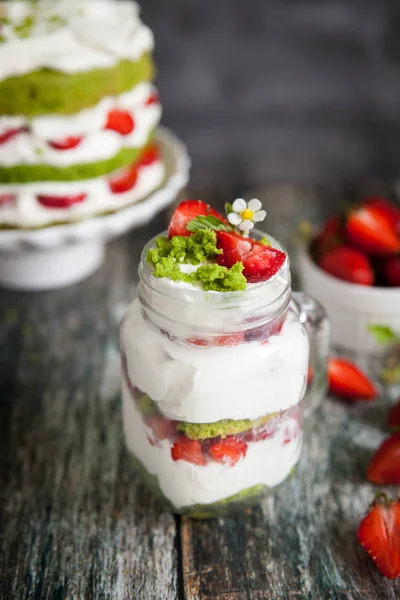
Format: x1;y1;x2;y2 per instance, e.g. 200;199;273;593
298;197;400;355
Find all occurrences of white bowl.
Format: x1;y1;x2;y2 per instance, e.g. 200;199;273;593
297;244;400;355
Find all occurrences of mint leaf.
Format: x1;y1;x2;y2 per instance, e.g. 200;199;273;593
225;202;233;217
368;324;400;344
259;236;271;246
186;215;230;233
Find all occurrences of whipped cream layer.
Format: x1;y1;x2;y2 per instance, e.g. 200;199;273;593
0;84;160;168
0;0;153;82
122;299;309;423
0;160;164;228
123;382;302;509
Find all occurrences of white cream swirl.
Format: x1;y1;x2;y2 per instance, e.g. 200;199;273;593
0;0;153;82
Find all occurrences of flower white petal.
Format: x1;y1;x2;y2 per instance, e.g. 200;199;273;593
232;198;247;213
239;220;255;231
227;212;242;225
248;198;262;212
253;209;267;222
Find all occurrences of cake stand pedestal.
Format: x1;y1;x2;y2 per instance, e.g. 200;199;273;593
0;127;190;291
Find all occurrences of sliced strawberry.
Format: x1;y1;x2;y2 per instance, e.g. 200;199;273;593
328;357;377;400
48;136;83;150
388;399;400;432
144;415;176;441
314;215;344;258
0;126;27;145
105;109;135;135
318;245;374;286
357;494;400;580
209;437;247;466
168;200;226;238
0;194;16;206
171;437;206;466
384;256;400;287
186;332;245;347
216;231;286;283
245;314;286;343
37;193;87;209
137;144;161;168
145;91;159;106
346;204;400;256
367;433;400;484
365;197;400;236
108;163;138;194
307;365;314;385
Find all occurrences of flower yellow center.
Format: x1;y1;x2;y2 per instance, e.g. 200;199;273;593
240;208;254;220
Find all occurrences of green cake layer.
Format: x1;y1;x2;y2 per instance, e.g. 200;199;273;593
0;136;154;183
137;392;276;440
0;54;154;117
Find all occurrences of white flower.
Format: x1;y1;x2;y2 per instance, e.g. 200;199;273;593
227;198;267;234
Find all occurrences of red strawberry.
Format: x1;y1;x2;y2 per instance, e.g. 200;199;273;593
108;163;138;194
357;493;400;580
137;144;160;168
105;109;135;135
0;194;16;206
37;193;87;208
145;91;159;106
187;333;245;347
307;365;314;385
168;200;226;238
171;437;206;466
314;216;344;258
0;126;27;145
318;245;374;286
346;204;400;255
209;437;247;466
365;197;400;236
328;357;377;400
48;136;83;150
144;415;176;441
384;256;400;287
216;231;286;283
367;433;400;484
388;399;400;431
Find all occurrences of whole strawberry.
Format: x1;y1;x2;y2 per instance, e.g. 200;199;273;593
319;246;374;286
357;493;400;580
367;432;400;485
346;204;400;256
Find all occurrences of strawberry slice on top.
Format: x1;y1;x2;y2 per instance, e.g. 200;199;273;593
168;200;226;238
216;231;286;283
357;494;400;580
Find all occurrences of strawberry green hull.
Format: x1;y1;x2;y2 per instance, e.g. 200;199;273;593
0;54;154;117
0;136;154;183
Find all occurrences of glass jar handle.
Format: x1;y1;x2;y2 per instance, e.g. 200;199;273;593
292;292;331;418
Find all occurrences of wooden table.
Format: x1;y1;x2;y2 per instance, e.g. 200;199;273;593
1;186;399;599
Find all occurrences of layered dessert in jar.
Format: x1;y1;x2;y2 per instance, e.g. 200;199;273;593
0;0;164;228
121;198;311;517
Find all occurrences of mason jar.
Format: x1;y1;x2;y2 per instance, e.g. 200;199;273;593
121;232;330;518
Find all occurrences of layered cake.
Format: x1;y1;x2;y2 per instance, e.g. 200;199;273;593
0;0;164;228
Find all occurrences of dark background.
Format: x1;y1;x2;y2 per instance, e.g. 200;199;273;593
140;0;400;187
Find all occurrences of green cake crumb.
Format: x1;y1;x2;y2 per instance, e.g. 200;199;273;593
146;230;247;292
178;412;277;440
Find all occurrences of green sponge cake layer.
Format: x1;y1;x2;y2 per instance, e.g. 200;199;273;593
0;54;154;117
136;392;277;440
0;137;153;183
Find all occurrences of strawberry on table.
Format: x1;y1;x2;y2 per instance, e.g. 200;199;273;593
216;231;286;283
318;246;374;286
384;256;400;287
105;109;135;135
357;493;400;580
367;433;400;484
388;399;400;431
327;357;377;400
48;136;83;150
37;193;87;208
168;200;226;238
171;437;206;466
209;437;247;466
345;203;400;256
108;163;138;194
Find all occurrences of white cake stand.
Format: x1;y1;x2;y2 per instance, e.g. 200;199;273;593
0;127;190;291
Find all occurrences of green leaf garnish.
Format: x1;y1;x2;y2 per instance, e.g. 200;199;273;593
225;202;233;217
368;324;400;344
259;236;271;246
186;215;231;233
